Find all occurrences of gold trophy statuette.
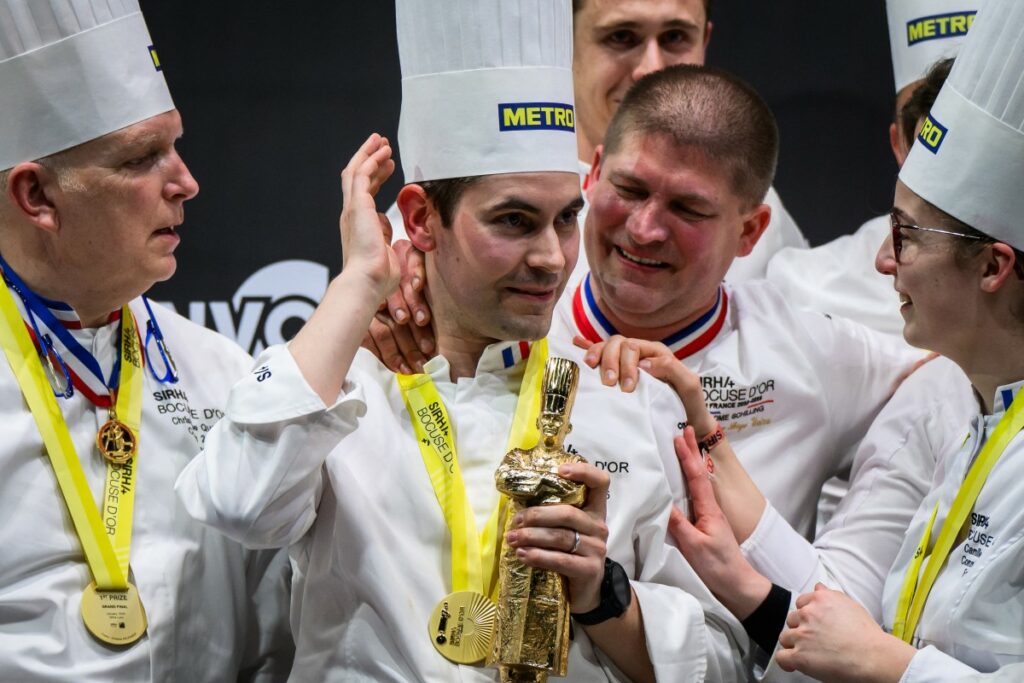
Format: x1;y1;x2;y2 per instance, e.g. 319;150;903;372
490;357;587;683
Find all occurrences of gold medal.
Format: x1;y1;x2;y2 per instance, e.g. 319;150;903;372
428;591;497;665
97;410;136;465
81;581;147;646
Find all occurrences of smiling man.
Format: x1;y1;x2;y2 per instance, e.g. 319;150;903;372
563;64;923;541
0;1;292;680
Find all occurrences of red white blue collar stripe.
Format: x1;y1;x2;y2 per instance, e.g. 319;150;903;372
501;340;532;369
0;258;125;407
572;272;728;360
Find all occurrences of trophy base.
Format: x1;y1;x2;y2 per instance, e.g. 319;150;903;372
500;666;548;683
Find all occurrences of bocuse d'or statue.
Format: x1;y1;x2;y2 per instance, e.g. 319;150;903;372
490;357;588;683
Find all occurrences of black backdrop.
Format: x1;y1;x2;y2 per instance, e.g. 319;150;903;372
141;1;897;354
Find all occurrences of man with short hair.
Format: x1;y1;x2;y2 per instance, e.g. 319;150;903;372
0;2;292;679
177;2;750;680
564;64;921;540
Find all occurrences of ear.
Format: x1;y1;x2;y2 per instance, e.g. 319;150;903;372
6;162;61;233
701;20;713;55
735;203;772;257
584;145;604;199
889;122;909;167
980;242;1020;294
395;184;440;253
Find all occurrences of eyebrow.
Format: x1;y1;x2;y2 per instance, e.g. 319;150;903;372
891;207;914;223
564;195;586;213
488;197;543;214
608;170;713;206
486;194;585;215
592;17;701;33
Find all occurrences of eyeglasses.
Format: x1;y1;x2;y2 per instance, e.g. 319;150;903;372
889;210;988;263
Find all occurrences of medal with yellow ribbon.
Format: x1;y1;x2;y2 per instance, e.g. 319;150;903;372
398;339;547;665
0;279;147;646
892;393;1024;643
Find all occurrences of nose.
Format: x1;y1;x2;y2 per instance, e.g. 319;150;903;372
527;224;570;275
164;149;199;202
631;40;669;81
875;232;897;276
625;202;667;245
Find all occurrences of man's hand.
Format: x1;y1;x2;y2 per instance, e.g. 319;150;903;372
363;240;436;373
503;462;610;613
339;133;401;302
574;335;714;435
776;584;915;683
668;427;771;620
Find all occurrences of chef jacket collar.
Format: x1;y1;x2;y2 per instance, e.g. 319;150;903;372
421;340;537;379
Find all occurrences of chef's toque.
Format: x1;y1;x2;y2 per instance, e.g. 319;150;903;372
886;0;981;93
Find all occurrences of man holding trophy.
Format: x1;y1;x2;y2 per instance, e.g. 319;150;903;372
177;0;749;680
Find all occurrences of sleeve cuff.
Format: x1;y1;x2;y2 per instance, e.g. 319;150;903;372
899;646;978;683
741;584;791;656
742;502;821;594
227;343;365;424
631;580;709;681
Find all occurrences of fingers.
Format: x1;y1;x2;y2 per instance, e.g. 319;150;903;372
506;525;592;557
579;337;605;369
599;335;624;386
573;335;596;353
512;499;608;540
775;634;798;672
618;339;640;392
398;243;432;329
385;286;412;325
558;462;609;518
674;429;719;520
366;313;425;374
795;589;818;609
406;316;436;358
507;506;608;580
667;503;701;554
342;134;387;193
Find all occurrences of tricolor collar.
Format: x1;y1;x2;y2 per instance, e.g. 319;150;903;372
0;256;124;407
422;340;537;378
992;380;1024;415
572;272;729;360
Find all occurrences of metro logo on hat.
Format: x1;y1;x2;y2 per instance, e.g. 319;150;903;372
396;0;577;183
0;0;174;171
887;0;983;92
498;103;575;132
899;0;1024;250
917;113;948;153
905;11;975;46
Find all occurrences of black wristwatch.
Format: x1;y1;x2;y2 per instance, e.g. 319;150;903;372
570;558;632;625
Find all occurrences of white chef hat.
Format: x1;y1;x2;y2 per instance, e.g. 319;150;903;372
886;0;981;93
899;0;1024;249
0;0;173;171
396;0;577;182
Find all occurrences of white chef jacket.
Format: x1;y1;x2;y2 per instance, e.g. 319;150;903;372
0;294;293;681
877;380;1024;681
384;161;809;290
741;356;978;621
563;275;923;539
176;338;752;683
766;214;905;337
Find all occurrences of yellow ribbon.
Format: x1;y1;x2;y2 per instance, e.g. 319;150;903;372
0;284;142;590
892;392;1024;642
398;338;547;601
